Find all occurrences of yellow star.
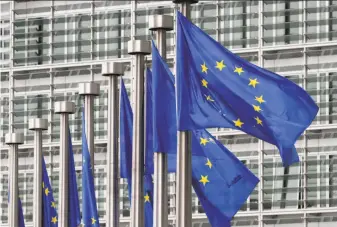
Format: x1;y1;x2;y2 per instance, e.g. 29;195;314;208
252;104;262;112
233;118;244;128
215;60;226;71
91;217;97;224
144;194;150;203
255;116;263;126
51;216;57;224
51;201;56;208
42;182;45;188
199;175;210;186
255;95;265;104
201;79;208;88
45;187;50;196
248;78;259;88
205;159;212;169
201;62;208;73
205;95;214;102
234;67;244;75
200;138;209;146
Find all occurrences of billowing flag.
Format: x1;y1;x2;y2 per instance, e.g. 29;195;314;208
119;79;154;227
151;41;259;226
175;11;318;166
81;112;100;226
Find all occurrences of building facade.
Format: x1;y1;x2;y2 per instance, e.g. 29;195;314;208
0;0;337;226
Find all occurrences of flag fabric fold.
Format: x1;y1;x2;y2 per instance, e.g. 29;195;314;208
151;41;259;226
176;11;319;166
120;78;154;227
82;112;100;226
68;129;81;227
42;158;58;226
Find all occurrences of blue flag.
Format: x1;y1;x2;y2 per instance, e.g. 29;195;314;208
191;130;259;226
42;158;58;226
152;43;177;155
151;41;259;226
8;191;26;227
81;111;100;226
145;68;177;174
68;129;81;227
176;11;318;166
120;79;133;182
119;79;154;227
18;198;25;227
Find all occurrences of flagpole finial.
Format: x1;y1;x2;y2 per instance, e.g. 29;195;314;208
29;118;48;131
102;62;124;77
5;133;24;145
79;82;100;96
149;15;174;31
128;40;151;55
55;101;75;114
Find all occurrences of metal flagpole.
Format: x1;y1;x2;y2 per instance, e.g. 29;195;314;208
172;1;198;227
5;133;24;227
29;118;48;227
102;62;124;227
128;40;151;227
79;82;100;170
55;101;75;227
148;14;174;227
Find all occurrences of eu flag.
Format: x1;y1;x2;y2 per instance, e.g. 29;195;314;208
176;11;318;166
8;192;26;227
191;130;259;226
151;41;259;225
42;158;58;226
145;67;177;174
119;78;154;227
152;41;177;155
68;129;81;227
81;111;100;226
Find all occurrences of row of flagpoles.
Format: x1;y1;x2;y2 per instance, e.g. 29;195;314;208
5;0;319;226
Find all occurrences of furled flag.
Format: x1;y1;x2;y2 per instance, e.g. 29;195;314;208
119;79;154;227
8;191;26;227
42;158;58;226
175;11;319;166
151;41;259;226
18;198;25;227
68;128;81;227
81;111;100;226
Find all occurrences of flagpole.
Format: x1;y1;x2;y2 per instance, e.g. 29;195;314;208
148;14;173;227
55;101;75;227
6;132;24;227
79;82;100;171
102;62;124;227
29;118;48;227
128;40;151;227
173;1;198;227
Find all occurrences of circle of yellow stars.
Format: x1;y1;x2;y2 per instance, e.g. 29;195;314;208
200;61;267;130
